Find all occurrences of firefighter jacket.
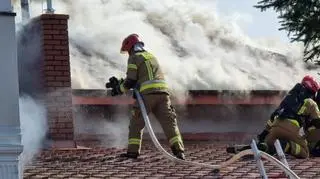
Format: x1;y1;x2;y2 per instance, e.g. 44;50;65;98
119;51;169;95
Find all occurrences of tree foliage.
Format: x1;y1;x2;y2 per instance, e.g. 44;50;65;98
254;0;320;64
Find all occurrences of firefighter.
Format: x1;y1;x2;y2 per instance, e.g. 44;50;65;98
106;34;185;160
305;91;320;157
257;75;320;159
306;126;320;157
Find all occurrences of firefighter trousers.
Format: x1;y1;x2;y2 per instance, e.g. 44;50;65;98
127;93;184;154
306;127;320;157
265;119;309;159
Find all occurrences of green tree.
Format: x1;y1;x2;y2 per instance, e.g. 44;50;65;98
254;0;320;64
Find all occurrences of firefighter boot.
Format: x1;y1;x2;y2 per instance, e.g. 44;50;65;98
119;152;139;159
171;146;185;160
311;141;320;157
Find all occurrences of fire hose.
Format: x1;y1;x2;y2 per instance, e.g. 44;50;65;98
134;89;300;178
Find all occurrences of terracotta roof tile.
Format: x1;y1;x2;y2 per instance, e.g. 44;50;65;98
24;141;320;178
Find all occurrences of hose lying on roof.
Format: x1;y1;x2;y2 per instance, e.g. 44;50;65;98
134;89;300;179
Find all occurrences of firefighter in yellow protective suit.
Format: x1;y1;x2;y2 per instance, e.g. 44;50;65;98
257;75;320;159
305;91;320;157
106;34;185;160
306;127;320;157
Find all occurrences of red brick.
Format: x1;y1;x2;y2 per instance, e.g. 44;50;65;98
66;123;74;128
55;66;69;71
56;123;66;128
55;118;72;123
63;72;70;76
63;81;71;86
52;112;67;119
45;97;56;103
45;71;63;76
46;87;57;92
41;14;69;20
57;108;72;113
48;91;63;97
63;103;73;108
54;45;67;50
46;61;63;66
45;66;55;71
55;56;69;61
56;76;70;82
44;40;60;45
44;47;54;54
46;50;62;55
43;35;53;40
50;133;66;139
46;76;55;81
42;20;60;25
60;20;68;25
43;29;60;34
62;90;72;95
66;134;74;139
59;31;69;35
49;128;58;134
42;24;52;30
58;128;73;134
56;97;72;102
53;35;68;40
47;81;63;87
52;24;67;30
62;51;69;55
61;40;69;45
62;61;70;66
47;106;58;111
45;55;54;60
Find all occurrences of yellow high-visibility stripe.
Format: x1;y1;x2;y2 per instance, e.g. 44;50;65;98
297;99;308;115
285;143;290;152
137;52;154;60
140;82;168;92
128;64;137;70
120;83;128;93
294;143;301;155
129;138;141;145
136;52;154;80
169;135;181;145
289;119;300;127
145;61;153;80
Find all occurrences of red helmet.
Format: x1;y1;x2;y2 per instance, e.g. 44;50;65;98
301;75;320;93
120;34;144;53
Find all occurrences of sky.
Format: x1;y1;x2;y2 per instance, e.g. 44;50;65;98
214;0;290;43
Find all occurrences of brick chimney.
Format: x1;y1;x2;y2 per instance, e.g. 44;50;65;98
39;14;74;142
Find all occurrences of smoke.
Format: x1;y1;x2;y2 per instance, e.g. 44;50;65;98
74;105;129;148
18;96;47;171
11;0;317;94
13;1;48;171
10;0;320;151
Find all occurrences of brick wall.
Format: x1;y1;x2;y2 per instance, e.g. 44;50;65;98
39;14;74;140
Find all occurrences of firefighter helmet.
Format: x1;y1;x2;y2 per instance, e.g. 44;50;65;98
120;34;144;53
301;75;319;93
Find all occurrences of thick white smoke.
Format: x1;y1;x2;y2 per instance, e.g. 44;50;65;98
17;0;319;92
18;96;47;171
74;105;129;148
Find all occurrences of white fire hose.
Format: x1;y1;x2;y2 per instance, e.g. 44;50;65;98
134;89;300;178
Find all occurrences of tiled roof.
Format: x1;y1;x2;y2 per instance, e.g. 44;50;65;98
24;141;320;179
72;89;286;105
